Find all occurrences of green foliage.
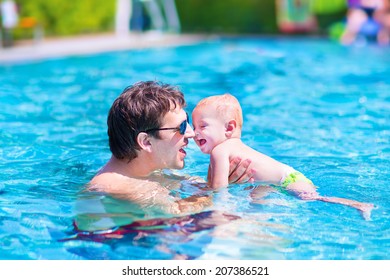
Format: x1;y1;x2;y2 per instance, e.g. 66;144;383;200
176;0;278;34
328;21;345;41
17;0;115;36
311;0;346;15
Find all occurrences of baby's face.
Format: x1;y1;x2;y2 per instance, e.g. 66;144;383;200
192;106;228;154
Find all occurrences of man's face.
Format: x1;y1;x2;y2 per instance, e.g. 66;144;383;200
149;107;195;170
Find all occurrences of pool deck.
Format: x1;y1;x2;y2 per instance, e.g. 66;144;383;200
0;32;208;64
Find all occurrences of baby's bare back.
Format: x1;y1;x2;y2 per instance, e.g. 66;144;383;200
224;139;287;184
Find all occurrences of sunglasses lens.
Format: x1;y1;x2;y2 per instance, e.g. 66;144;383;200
180;120;187;134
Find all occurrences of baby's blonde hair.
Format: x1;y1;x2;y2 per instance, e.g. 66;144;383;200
195;94;243;129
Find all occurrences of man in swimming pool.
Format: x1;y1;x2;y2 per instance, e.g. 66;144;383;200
87;81;253;215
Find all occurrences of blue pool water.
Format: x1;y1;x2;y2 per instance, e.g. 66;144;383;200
0;37;389;260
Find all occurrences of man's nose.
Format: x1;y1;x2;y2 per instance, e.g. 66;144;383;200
185;122;195;138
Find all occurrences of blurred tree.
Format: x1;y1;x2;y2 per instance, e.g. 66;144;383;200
176;0;278;34
17;0;115;36
311;0;347;32
311;0;346;15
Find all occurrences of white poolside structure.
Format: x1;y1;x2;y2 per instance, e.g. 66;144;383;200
115;0;181;37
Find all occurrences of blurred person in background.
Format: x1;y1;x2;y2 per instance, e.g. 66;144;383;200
341;0;389;44
276;0;317;33
0;0;19;47
376;0;390;44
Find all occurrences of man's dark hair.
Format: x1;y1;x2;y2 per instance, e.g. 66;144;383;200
107;81;186;161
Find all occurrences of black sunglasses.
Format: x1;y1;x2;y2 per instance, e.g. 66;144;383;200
144;113;190;135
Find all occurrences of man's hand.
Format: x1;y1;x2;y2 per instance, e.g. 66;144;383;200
177;195;212;213
228;157;254;184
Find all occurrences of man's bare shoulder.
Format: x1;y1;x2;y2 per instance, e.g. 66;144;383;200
86;171;182;214
88;171;165;196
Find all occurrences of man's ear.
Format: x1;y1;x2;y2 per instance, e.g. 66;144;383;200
137;132;152;152
225;120;237;138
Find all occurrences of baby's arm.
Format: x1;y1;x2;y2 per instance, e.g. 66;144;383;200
208;157;254;187
209;145;231;188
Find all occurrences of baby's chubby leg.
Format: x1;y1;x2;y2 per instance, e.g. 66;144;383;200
317;196;374;221
286;181;374;220
250;185;275;203
285;181;320;200
250;185;290;206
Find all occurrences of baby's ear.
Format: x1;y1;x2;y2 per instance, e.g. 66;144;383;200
137;132;152;152
225;120;237;138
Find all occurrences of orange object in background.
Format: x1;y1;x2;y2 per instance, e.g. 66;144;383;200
19;17;37;28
